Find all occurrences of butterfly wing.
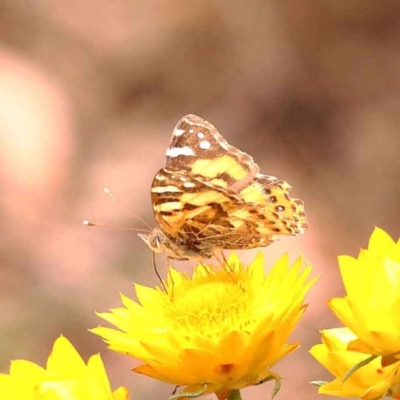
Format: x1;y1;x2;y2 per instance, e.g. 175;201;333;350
165;115;307;235
238;174;308;236
151;169;306;254
166;114;259;191
190;173;308;249
151;168;242;238
150;114;307;259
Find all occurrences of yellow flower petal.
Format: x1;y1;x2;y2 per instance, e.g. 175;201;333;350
47;336;87;377
0;336;129;400
328;228;400;358
94;252;316;399
310;328;400;399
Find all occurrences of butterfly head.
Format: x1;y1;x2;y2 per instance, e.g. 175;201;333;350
138;228;210;260
137;229;166;254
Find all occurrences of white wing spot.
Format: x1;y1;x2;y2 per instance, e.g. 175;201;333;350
155;174;166;181
183;181;196;188
179;176;187;182
199;140;211;150
174;129;185;137
189;129;195;134
197;132;205;139
166;146;195;157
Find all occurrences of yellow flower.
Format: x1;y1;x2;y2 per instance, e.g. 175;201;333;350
0;336;129;400
92;252;316;400
329;228;400;359
310;327;400;399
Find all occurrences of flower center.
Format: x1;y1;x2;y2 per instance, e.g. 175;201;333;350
165;279;255;336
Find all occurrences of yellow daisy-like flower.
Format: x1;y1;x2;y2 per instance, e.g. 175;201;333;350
310;327;400;399
329;228;400;359
0;336;129;400
92;252;316;400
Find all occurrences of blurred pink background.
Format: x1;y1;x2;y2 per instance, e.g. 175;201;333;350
1;1;400;399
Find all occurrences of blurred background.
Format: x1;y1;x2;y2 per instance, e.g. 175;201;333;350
1;1;400;399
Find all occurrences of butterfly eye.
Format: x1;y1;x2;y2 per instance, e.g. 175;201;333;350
150;231;165;253
153;235;161;248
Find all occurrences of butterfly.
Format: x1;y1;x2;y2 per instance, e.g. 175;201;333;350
138;114;307;260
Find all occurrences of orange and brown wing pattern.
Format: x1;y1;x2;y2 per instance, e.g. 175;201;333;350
151;168;240;238
151;168;246;258
151;170;306;257
166;114;258;190
239;174;308;236
145;114;307;260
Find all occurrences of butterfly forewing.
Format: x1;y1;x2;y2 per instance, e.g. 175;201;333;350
152;169;240;236
166;114;259;190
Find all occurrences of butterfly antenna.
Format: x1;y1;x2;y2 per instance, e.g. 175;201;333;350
103;187;153;230
153;251;166;292
82;220;150;233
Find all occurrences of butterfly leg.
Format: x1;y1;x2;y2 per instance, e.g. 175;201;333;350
212;250;223;266
199;260;212;274
212;249;234;273
171;386;180;395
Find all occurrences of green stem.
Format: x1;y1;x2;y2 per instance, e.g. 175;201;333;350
227;390;242;400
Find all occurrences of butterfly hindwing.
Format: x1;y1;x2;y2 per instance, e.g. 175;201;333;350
239;174;308;235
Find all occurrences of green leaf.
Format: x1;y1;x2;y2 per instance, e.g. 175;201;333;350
255;374;281;399
343;355;377;383
271;377;281;399
168;384;207;400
